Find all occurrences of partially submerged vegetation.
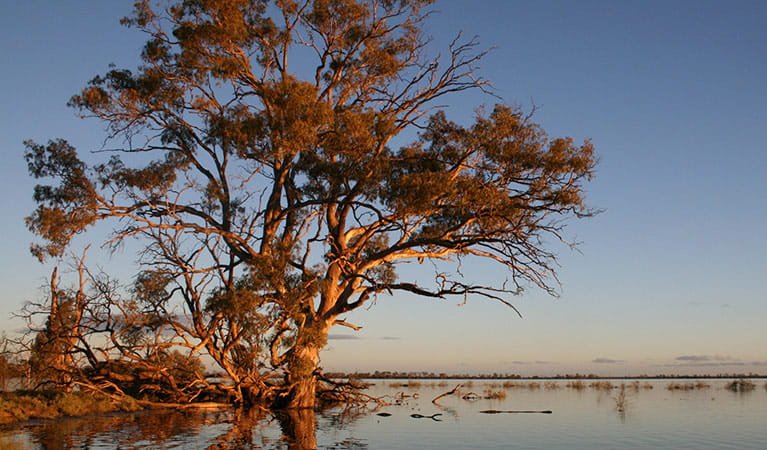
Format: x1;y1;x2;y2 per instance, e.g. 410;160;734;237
726;379;756;392
667;382;711;391
2;376;762;427
482;389;507;400
0;390;141;426
628;380;654;391
613;384;628;413
589;381;614;391
566;380;587;390
387;381;423;389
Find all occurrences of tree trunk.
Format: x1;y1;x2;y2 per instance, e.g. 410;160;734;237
278;320;330;409
283;344;322;409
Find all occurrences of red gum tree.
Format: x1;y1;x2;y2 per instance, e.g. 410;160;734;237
25;0;595;409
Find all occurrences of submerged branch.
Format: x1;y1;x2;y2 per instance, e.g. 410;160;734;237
432;383;463;404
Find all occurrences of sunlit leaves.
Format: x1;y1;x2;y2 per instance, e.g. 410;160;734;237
24;140;99;260
168;0;273;80
261;77;331;158
380;105;594;244
95;152;190;196
134;270;175;311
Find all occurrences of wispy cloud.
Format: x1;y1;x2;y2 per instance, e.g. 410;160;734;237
592;358;624;364
327;334;362;341
658;354;755;368
676;355;710;362
675;355;737;362
660;362;748;367
379;336;400;341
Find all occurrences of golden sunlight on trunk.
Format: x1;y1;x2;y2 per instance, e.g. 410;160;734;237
277;408;317;450
280;319;332;409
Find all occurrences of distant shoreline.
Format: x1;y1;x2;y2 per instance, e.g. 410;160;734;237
325;372;767;380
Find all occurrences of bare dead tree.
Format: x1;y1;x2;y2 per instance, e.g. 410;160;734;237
16;252;221;403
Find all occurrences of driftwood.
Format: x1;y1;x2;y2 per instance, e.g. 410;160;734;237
431;384;463;404
479;409;552;414
410;413;442;421
75;380;232;411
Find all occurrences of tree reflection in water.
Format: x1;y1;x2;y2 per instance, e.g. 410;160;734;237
277;407;371;450
275;408;317;450
23;409;213;449
15;406;372;449
205;407;272;449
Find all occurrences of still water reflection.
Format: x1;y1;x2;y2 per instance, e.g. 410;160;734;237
3;379;766;449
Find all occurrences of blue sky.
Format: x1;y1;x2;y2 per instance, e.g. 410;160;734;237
1;1;765;376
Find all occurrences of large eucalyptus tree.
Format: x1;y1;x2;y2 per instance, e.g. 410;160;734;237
25;0;595;408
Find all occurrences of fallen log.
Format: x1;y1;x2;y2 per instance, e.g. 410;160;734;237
480;409;552;414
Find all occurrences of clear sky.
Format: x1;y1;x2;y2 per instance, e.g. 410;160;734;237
1;0;765;376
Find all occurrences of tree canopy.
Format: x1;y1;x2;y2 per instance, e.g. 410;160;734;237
24;0;595;408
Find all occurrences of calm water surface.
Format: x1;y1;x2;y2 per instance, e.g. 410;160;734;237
2;379;766;449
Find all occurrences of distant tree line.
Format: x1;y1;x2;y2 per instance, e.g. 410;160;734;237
324;370;767;380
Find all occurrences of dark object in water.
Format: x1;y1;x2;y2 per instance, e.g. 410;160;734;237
461;392;481;400
410;413;443;421
480;410;552;414
376;412;392;417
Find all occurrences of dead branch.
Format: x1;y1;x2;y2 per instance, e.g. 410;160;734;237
432;383;463;404
410;413;442;421
317;375;387;407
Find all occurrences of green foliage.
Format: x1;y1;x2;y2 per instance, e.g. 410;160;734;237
205;281;273;334
23;140;98;260
133;269;175;310
152;350;205;384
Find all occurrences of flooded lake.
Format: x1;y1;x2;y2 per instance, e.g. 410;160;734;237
2;379;766;449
